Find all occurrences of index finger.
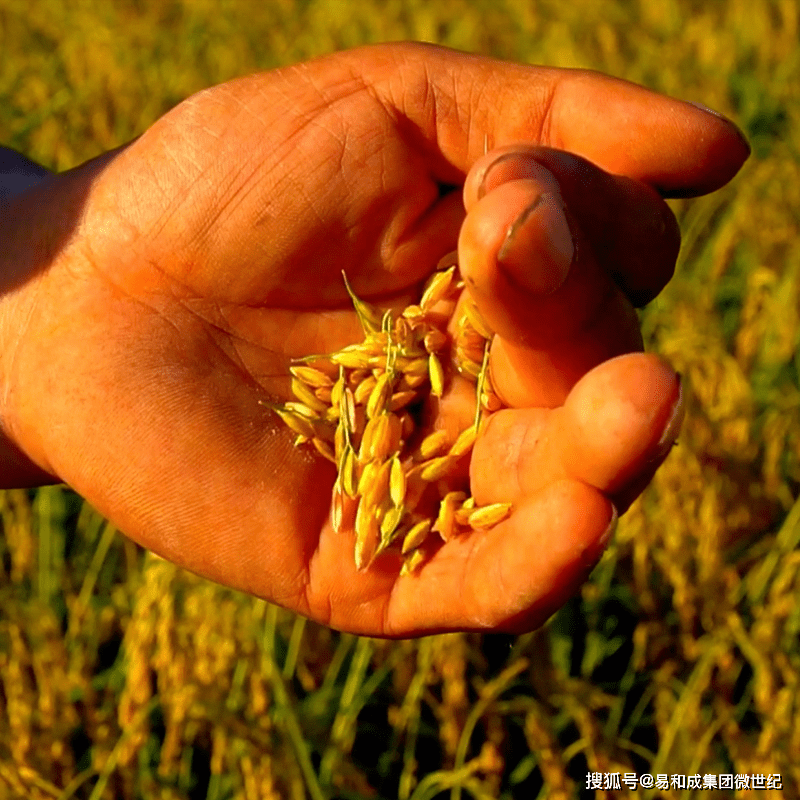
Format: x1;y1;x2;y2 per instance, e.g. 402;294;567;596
352;42;749;195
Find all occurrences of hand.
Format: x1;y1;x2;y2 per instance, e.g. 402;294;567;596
0;43;748;635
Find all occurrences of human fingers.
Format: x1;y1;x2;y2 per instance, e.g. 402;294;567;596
379;353;681;634
354;42;749;195
457;164;643;408
469;353;684;513
464;146;681;307
383;478;614;634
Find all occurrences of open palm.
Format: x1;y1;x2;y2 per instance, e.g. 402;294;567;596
1;43;748;634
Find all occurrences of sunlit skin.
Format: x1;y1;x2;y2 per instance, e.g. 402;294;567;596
0;43;748;635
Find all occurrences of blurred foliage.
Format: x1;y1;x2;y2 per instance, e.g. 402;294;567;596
1;0;799;798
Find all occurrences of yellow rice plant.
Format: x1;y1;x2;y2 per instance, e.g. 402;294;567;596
0;0;799;798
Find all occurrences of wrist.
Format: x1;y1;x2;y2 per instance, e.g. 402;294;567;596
0;186;58;486
0;145;129;489
0;152;88;488
0;146;51;204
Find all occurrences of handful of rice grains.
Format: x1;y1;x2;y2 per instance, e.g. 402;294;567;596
265;254;512;574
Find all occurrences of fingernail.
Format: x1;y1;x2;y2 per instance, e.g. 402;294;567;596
687;101;751;154
656;373;685;455
497;194;574;295
478;152;561;200
584;503;618;568
598;503;618;551
687;100;734;124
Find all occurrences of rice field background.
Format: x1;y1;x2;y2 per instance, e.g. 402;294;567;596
1;0;798;798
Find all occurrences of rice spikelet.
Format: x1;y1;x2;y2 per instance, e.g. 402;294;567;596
272;267;510;572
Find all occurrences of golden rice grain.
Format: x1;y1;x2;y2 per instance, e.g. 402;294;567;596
481;391;502;412
433;491;467;542
468;503;512;529
334;424;346;462
359;335;390;356
417;430;450;460
341;447;359;499
266;405;316;438
454;357;481;380
315;386;333;404
357;460;378;497
290;365;334;388
331;481;345;532
366;373;393;418
420;265;456;311
361;413;402;462
341;388;357;434
420;455;458;482
389;390;418;412
400;549;426;575
389;456;406;507
358;417;379;463
362;458;391;510
462;301;494;339
284;400;319;420
353;374;378;405
429;353;445;397
402;519;432;555
331;372;345;407
291;379;329;414
331;349;374;370
449;425;477;458
355;501;380;570
312;437;336;464
380;505;404;542
398;356;429;376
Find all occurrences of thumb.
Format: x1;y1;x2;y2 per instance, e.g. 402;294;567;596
457;156;642;409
